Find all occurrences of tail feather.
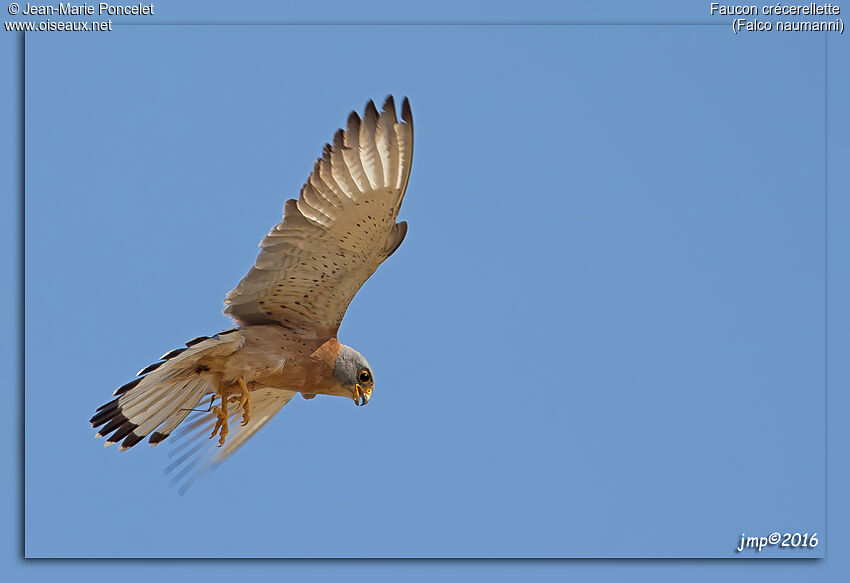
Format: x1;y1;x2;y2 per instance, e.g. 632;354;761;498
90;331;243;451
148;383;213;446
113;377;142;397
91;327;296;494
115;371;202;431
133;378;208;439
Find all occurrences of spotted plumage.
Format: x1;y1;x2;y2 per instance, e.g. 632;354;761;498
90;96;413;491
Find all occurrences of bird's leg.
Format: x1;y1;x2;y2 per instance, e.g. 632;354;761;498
237;377;252;426
209;390;229;447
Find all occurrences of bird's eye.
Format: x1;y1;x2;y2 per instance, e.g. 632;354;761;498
358;370;371;384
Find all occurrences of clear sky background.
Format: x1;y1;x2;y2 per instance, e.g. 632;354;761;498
2;0;849;580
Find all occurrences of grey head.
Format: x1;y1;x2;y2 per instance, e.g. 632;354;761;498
334;344;374;406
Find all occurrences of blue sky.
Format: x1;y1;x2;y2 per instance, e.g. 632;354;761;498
2;0;849;580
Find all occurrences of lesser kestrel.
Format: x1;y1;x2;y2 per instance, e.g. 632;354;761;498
90;96;413;491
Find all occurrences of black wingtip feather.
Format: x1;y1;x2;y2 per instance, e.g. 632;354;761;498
401;97;412;126
161;347;186;360
185;336;209;347
347;110;361;130
137;361;164;376
114;377;142;397
363;100;379;128
382;95;395;113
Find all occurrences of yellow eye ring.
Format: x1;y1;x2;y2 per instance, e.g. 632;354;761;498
358;370;371;384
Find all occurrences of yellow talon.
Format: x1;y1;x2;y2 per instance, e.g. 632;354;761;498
237;377;251;426
209;396;229;447
208;379;250;445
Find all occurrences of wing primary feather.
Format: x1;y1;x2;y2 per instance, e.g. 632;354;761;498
177;460;216;496
163;390;296;493
304;159;340;213
298;183;333;226
330;129;358;198
165;440;207;475
315;153;347;207
359;100;384;189
401;96;412;126
396;96;414;195
167;395;219;444
379;96;399;188
382;95;396;116
343;111;368;194
168;419;216;455
166;411;242;487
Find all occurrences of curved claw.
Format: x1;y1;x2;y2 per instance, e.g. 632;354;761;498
237;377;252;426
209;404;229;447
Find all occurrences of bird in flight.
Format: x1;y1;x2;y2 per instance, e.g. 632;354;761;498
90;96;413;490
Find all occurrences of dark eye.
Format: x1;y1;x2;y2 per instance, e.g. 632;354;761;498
358;370;371;384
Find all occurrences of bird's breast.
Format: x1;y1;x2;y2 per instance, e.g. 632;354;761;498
237;333;344;397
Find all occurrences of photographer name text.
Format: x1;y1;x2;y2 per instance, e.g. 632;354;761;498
18;2;153;16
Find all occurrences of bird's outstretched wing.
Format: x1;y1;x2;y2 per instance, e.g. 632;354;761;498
165;387;298;494
224;96;413;334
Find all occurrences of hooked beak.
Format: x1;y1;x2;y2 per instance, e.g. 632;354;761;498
354;384;371;406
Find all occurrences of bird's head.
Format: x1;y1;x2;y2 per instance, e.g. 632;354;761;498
334;345;374;406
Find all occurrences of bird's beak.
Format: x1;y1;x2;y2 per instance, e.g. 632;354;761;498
354;384;371;406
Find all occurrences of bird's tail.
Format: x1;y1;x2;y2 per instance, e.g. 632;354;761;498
89;328;244;451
